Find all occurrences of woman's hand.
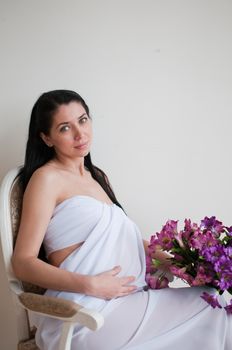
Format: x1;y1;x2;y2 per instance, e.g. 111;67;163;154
85;266;137;300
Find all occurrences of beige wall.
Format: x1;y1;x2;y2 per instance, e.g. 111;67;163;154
1;0;232;348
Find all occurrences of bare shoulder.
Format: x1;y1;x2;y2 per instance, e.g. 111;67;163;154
24;164;62;207
31;163;61;184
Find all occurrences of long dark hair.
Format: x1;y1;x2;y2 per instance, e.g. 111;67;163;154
18;89;125;259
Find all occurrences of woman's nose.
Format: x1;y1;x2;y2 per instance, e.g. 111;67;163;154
73;125;83;139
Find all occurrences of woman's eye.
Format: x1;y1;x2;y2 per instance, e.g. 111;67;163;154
80;117;88;124
60;125;70;132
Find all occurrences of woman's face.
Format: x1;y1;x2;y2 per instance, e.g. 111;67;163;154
41;101;93;160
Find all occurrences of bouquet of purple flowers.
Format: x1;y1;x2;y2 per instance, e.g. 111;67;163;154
146;216;232;314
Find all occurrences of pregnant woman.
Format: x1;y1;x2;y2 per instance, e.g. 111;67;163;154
12;89;231;349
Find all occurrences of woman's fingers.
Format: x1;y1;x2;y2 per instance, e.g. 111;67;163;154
103;265;121;276
118;285;138;297
119;276;137;294
101;266;136;285
111;265;122;276
92;267;137;299
120;275;136;285
103;267;135;282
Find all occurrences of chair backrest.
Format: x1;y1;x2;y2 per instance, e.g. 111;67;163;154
0;167;23;284
0;167;44;343
0;167;45;294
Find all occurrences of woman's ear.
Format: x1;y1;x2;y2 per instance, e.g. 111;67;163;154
40;132;53;147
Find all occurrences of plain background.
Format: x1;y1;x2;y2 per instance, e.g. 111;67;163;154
0;1;232;348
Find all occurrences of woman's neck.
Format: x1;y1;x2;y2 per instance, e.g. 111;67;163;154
48;158;87;177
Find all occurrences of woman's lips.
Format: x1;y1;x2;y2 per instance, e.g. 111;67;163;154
75;142;88;149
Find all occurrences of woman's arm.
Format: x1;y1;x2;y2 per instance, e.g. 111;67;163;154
12;167;84;292
12;168;136;299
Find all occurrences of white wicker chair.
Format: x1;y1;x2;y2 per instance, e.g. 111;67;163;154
0;167;104;350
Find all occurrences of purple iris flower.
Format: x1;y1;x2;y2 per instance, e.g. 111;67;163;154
192;265;214;286
145;273;169;289
224;246;232;259
156;220;178;250
189;230;217;251
146;255;158;274
214;255;231;273
201;245;224;264
201;292;222;309
226;226;232;237
169;266;194;285
200;216;224;236
215;272;232;291
182;219;198;241
224;299;232;314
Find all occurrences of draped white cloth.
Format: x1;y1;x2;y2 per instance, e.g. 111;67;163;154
34;195;231;349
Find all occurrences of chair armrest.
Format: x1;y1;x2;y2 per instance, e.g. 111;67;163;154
18;292;104;331
19;292;82;318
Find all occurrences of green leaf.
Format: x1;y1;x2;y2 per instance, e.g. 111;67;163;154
151;258;162;267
